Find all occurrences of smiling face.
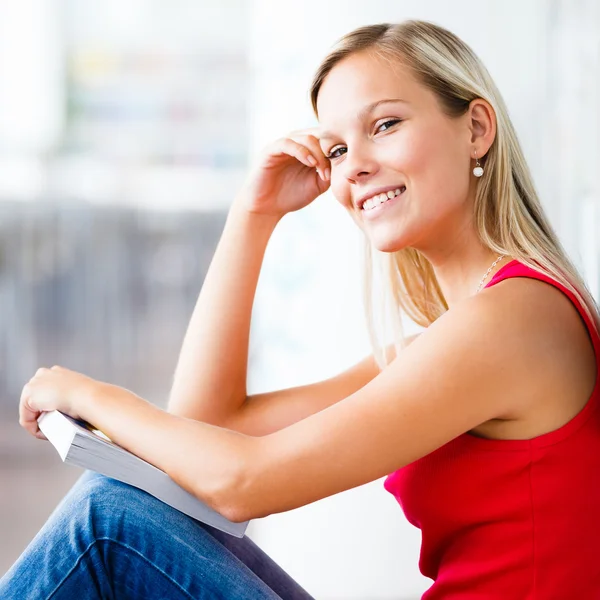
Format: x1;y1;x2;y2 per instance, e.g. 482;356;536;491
316;50;476;254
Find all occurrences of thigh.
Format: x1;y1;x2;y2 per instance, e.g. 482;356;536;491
1;471;314;600
202;521;315;600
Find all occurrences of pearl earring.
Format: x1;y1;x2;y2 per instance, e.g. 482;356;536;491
473;150;484;177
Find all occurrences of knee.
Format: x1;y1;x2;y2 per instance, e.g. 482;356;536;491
71;472;143;512
65;472;213;547
61;473;226;569
63;473;167;542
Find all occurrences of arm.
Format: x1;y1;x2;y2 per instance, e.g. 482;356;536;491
21;278;560;522
166;205;280;426
167;130;331;425
19;291;516;522
223;339;420;436
238;280;566;519
19;340;411;517
223;353;387;436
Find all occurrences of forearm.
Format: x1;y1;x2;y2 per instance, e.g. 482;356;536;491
168;202;280;424
82;383;258;521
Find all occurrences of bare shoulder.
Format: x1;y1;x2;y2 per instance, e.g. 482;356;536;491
469;274;597;437
480;273;594;358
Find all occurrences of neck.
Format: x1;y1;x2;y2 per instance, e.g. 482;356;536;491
418;232;506;308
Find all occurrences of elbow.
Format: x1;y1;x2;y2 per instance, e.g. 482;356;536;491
212;470;260;524
218;492;270;524
210;445;267;524
166;391;203;420
218;502;253;524
165;397;191;419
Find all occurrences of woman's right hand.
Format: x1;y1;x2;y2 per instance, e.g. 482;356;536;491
235;129;331;219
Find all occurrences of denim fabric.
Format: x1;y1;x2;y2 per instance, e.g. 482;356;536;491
0;471;315;600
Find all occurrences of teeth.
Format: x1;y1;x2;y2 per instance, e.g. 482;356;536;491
361;186;405;211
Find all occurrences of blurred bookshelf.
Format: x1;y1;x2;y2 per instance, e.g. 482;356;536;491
0;0;251;414
0;201;228;415
63;0;249;167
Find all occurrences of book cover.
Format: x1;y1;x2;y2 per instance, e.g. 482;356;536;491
37;410;249;538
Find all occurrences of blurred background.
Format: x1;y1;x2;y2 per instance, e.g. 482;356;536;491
0;1;599;599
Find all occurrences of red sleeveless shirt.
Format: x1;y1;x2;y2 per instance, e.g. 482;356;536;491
384;260;600;599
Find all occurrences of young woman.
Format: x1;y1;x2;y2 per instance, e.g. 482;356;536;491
3;19;599;599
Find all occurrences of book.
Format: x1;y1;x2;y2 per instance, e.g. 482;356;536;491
37;410;249;538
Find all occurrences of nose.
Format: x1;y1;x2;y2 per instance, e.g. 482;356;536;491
341;146;379;183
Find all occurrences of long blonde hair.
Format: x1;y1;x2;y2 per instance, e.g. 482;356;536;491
310;20;600;369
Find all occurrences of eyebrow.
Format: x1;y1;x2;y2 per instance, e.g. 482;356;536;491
318;98;409;140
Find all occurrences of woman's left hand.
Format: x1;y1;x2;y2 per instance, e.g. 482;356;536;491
19;366;108;440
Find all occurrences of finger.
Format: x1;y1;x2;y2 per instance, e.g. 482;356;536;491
20;381;42;419
289;134;330;181
20;382;31;408
274;138;321;171
18;408;39;435
19;392;43;438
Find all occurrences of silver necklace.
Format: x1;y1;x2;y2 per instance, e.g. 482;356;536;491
476;255;505;293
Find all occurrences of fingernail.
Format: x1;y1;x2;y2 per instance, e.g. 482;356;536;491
316;168;322;179
324;168;330;181
307;155;317;166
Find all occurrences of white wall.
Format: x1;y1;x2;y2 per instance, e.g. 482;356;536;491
543;0;600;298
0;0;64;153
245;1;598;598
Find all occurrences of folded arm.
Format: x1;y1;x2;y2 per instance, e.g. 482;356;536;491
31;280;553;523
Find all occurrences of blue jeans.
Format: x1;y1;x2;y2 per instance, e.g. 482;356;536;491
0;471;315;599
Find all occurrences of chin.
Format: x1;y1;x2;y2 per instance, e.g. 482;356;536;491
370;238;408;254
365;227;410;253
365;216;428;254
362;217;416;254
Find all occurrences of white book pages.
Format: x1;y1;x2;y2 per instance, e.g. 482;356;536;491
38;410;248;538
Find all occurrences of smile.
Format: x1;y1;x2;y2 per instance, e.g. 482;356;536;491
361;186;406;216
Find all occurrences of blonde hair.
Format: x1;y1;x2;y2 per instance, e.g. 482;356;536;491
309;20;600;369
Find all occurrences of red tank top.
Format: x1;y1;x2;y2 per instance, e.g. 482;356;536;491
383;260;600;599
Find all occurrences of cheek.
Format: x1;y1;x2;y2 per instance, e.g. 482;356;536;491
391;128;440;175
399;129;469;206
330;177;352;209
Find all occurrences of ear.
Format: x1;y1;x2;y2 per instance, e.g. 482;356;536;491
468;99;496;159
